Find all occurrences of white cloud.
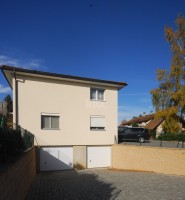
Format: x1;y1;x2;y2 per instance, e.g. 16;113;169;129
0;55;42;69
0;84;11;94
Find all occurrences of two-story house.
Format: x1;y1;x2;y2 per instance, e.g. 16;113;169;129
1;65;127;171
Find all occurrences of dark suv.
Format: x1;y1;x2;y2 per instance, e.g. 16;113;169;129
118;127;150;143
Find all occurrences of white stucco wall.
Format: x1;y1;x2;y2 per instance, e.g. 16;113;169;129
13;74;118;146
156;124;164;138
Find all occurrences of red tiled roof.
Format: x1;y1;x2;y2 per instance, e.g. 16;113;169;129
122;114;155;126
121;113;164;130
145;118;164;130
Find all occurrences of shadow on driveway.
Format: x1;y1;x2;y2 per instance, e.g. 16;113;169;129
26;169;118;200
26;169;185;200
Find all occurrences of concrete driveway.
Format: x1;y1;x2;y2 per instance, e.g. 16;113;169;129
26;169;185;200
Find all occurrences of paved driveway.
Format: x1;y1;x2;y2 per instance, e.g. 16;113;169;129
26;169;185;200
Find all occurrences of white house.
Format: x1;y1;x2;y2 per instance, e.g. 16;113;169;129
1;65;127;171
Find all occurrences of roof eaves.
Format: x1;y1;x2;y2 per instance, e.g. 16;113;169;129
0;65;127;89
122;114;155;126
0;67;12;89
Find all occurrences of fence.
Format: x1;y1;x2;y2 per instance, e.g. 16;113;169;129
118;132;185;148
0;122;34;164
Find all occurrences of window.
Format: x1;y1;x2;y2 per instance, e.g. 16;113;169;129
90;88;105;101
90;116;105;130
41;113;60;129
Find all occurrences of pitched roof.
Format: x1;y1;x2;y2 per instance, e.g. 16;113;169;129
145;118;164;130
121;113;164;130
122;114;155;126
0;65;127;90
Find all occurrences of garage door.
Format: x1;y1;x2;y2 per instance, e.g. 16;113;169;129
87;146;111;168
40;147;73;171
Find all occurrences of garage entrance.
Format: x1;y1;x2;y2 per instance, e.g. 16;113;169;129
87;146;111;168
40;147;73;171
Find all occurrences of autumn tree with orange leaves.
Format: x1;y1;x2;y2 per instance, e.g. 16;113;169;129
151;16;185;133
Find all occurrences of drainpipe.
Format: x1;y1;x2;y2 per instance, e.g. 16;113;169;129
13;69;18;128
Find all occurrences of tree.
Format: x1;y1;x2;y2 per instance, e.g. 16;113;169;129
151;15;185;133
4;95;12;104
4;94;12;113
132;123;139;127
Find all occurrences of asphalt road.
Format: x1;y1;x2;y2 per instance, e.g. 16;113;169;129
119;140;185;148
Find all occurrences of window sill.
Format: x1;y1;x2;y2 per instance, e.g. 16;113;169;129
90;99;106;102
41;128;60;130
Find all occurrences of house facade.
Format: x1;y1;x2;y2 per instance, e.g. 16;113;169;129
1;65;127;171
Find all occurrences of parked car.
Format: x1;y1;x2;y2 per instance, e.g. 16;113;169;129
118;127;150;143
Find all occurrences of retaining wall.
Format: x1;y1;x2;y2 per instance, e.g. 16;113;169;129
0;147;36;200
112;145;185;176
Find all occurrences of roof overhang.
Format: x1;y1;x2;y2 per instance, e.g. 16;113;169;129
1;65;128;90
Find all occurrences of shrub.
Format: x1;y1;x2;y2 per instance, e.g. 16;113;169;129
132;123;139;127
150;130;156;139
158;133;185;141
0;128;24;155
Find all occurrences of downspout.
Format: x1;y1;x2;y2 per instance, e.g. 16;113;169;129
13;69;18;128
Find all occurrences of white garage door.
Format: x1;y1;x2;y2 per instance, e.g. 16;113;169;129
40;147;73;171
87;146;111;168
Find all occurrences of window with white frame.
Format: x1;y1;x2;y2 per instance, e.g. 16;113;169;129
90;88;105;101
90;116;105;130
41;113;60;129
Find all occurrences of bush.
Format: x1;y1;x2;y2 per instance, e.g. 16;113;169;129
0;127;34;156
150;130;156;139
21;129;34;149
158;133;185;141
0;128;24;155
132;123;139;127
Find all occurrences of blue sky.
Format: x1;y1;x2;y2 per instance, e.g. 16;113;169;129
0;0;185;123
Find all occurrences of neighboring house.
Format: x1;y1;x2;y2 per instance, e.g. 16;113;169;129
145;117;164;137
1;65;127;171
121;114;164;137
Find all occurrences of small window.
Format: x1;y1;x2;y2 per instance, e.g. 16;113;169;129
90;88;105;101
41;114;60;129
90;116;105;130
